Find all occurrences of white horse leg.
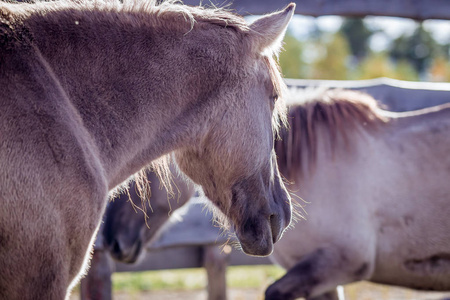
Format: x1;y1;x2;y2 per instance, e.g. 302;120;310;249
265;247;371;300
308;288;344;300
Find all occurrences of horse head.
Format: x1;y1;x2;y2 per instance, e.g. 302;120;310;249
103;170;194;263
174;4;295;256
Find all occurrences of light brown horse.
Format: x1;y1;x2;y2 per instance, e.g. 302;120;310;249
0;1;295;298
265;89;450;300
102;163;194;264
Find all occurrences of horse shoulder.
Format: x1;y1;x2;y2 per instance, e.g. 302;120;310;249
1;42;108;285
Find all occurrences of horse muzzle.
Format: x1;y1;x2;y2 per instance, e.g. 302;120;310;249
235;211;288;256
108;238;143;264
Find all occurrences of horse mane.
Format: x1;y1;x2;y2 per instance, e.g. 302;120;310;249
126;0;250;32
3;0;250;33
275;88;388;181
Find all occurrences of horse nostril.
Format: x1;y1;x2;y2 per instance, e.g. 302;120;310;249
112;239;122;256
269;214;282;244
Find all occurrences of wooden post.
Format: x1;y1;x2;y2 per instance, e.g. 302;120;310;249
203;245;231;300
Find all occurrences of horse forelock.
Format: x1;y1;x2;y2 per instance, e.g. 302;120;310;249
276;88;388;181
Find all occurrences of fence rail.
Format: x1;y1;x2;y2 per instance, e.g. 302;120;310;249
182;0;450;20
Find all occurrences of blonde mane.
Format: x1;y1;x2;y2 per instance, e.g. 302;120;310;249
276;88;388;180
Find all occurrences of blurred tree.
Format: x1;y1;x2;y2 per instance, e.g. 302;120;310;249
389;24;443;75
339;18;375;60
428;55;450;82
279;17;445;81
279;31;306;78
310;33;351;80
395;59;420;81
356;52;419;80
357;52;397;79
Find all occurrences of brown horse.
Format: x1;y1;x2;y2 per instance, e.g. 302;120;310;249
0;1;295;298
265;89;450;300
102;163;194;264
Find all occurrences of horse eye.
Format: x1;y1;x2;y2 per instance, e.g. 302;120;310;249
272;94;279;103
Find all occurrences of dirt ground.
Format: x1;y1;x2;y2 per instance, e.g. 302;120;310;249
70;282;450;300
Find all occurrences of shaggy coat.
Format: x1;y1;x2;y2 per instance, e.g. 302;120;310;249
267;89;450;300
0;1;294;298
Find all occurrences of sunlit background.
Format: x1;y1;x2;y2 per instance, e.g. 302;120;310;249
273;15;450;82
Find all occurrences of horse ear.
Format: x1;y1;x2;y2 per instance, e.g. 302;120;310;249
249;3;296;54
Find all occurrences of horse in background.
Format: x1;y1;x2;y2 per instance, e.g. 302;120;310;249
80;163;194;300
265;89;450;300
0;0;295;298
103;163;194;264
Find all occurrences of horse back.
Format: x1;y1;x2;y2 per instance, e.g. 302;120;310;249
385;104;450;170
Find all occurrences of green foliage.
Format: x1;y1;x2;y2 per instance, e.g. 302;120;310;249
112;269;206;292
355;52;419;81
279;31;305;78
309;33;351;80
429;55;450;82
111;265;285;292
355;52;396;79
278;17;447;82
340;18;375;59
395;59;420;81
227;265;285;288
389;25;444;74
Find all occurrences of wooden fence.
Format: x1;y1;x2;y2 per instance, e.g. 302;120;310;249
181;0;450;20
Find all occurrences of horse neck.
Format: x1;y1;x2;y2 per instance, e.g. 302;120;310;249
24;6;222;189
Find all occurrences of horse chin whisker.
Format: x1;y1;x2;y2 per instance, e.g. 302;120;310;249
290;196;308;222
227;239;243;252
200;198;232;231
219;231;242;252
279;172;295;187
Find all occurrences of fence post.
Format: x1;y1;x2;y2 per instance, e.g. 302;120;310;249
203;245;231;300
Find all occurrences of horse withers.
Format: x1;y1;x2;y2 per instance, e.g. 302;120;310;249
0;1;294;299
265;89;450;300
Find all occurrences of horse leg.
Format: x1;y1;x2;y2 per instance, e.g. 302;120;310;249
0;212;104;300
80;249;114;300
265;247;371;300
0;181;106;299
80;218;114;300
0;209;70;300
308;289;342;300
